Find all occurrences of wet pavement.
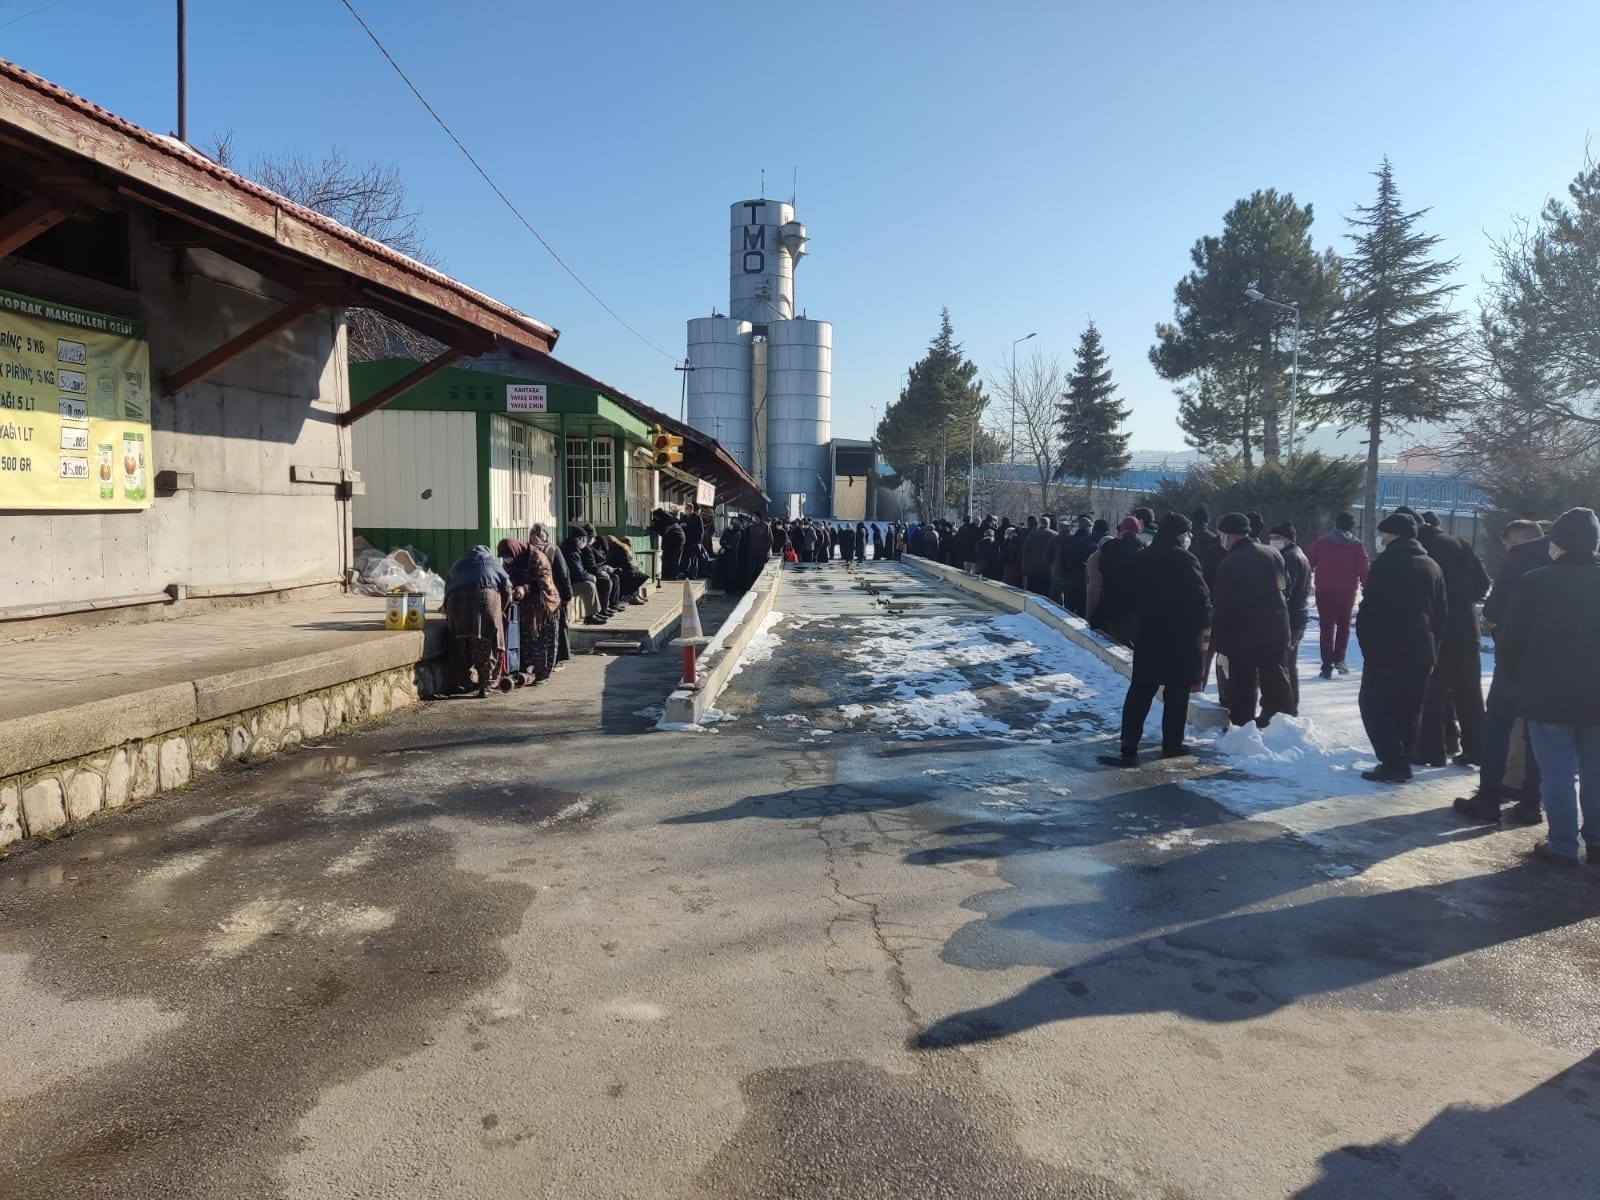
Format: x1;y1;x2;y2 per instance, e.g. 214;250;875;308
2;562;1598;1198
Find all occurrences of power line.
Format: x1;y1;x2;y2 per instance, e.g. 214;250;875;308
334;0;677;362
0;0;70;30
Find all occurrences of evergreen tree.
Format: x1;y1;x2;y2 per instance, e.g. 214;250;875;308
1151;190;1342;465
1056;320;1130;512
875;309;987;517
1324;159;1467;551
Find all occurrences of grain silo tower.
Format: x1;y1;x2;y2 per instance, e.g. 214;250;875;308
685;198;832;516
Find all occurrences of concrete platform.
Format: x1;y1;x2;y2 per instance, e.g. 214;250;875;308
0;594;455;845
568;579;709;655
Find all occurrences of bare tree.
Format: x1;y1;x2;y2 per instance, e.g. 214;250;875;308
207;133;443;361
986;348;1065;513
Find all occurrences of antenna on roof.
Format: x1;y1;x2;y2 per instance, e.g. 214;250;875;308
792;167;797;206
759;167;765;198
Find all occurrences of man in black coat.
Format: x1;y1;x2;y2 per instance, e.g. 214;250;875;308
838;522;856;565
741;513;774;589
1021;516;1059;596
855;522;868;562
1356;512;1448;782
1269;523;1312;711
1108;513;1211;765
1496;507;1600;864
1456;520;1551;823
1400;507;1492;765
651;508;687;581
681;510;705;580
1210;511;1293;728
1190;506;1221;576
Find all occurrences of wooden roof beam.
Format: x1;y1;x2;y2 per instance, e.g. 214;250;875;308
161;292;328;396
341;346;467;426
0;195;70;258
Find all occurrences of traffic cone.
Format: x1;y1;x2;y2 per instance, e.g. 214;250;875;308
679;579;704;640
676;580;705;689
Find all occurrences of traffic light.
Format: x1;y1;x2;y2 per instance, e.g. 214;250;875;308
651;425;684;468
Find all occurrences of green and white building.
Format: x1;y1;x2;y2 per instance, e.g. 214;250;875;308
349;355;763;576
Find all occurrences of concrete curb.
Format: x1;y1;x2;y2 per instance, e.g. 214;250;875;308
897;556;1229;733
662;561;784;727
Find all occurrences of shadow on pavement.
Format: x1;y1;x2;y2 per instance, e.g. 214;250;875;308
1292;1051;1600;1197
913;863;1600;1051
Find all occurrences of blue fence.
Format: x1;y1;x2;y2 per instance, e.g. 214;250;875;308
977;464;1490;515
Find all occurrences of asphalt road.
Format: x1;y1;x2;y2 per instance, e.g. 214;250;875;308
2;562;1597;1198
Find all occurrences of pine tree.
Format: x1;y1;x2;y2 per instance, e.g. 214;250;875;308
1324;159;1467;551
1056;320;1130;513
1151;190;1342;465
875;309;987;517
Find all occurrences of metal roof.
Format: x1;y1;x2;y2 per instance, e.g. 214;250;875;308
0;57;557;354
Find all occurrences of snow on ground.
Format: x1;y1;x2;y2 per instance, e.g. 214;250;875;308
1178;611;1508;881
832;611;1130;741
724;611;786;681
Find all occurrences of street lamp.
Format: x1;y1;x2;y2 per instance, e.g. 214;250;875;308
1010;331;1036;465
1245;285;1300;459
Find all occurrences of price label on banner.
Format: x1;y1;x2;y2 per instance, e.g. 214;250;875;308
0;289;151;510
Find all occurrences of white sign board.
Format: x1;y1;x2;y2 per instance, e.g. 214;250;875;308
506;384;547;413
695;480;715;508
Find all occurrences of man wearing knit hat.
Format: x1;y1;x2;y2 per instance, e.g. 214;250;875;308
1210;511;1293;728
1356;512;1448;782
1496;507;1600;864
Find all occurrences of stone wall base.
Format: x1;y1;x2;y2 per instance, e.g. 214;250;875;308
1;662;440;848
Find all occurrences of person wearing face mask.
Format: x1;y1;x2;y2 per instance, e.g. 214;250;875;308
1210;512;1294;728
1355;513;1448;782
1104;513;1210;765
1269;524;1311;712
1495;507;1600;865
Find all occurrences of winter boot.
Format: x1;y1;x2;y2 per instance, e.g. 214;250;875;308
1507;798;1544;826
1362;763;1413;784
1319;663;1334;680
1334;661;1350;675
1452;791;1502;823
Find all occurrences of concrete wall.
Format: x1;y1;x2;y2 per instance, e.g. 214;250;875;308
0;208;352;614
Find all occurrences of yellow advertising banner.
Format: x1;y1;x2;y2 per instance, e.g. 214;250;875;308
0;288;152;511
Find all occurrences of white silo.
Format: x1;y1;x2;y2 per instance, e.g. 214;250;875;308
727;199;807;326
686;196;828;515
685;317;754;468
765;318;832;505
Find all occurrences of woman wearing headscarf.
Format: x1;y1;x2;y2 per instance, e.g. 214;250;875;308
529;525;572;667
445;546;512;696
499;534;562;683
1000;525;1025;588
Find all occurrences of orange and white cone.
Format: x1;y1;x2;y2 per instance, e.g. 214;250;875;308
679;579;704;640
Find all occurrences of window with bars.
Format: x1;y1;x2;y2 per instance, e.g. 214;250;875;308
564;435;620;527
590;437;615;526
565;436;589;526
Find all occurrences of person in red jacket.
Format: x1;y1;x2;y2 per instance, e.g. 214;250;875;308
1306;511;1371;679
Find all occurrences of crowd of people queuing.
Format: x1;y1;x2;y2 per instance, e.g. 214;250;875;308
439;507;911;699
907;502;1600;868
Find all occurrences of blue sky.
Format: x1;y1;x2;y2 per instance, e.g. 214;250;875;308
4;0;1597;452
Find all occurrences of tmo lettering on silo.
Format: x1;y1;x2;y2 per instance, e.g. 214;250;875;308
742;201;765;272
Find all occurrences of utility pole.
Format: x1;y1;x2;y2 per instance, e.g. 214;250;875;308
176;0;188;142
675;359;696;423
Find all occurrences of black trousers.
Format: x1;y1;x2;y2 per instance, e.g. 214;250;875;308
1360;662;1432;769
1417;633;1484;761
1224;647;1293;727
1121;656;1191;753
1025;573;1052;596
1284;633;1304;716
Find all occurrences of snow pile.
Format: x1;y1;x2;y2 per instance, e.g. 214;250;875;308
832;611;1129;740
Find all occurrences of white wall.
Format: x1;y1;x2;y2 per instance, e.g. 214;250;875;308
0;209;354;611
487;414;556;534
352;410;478;531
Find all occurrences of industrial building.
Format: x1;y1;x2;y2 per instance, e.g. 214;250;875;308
685;199;835;517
